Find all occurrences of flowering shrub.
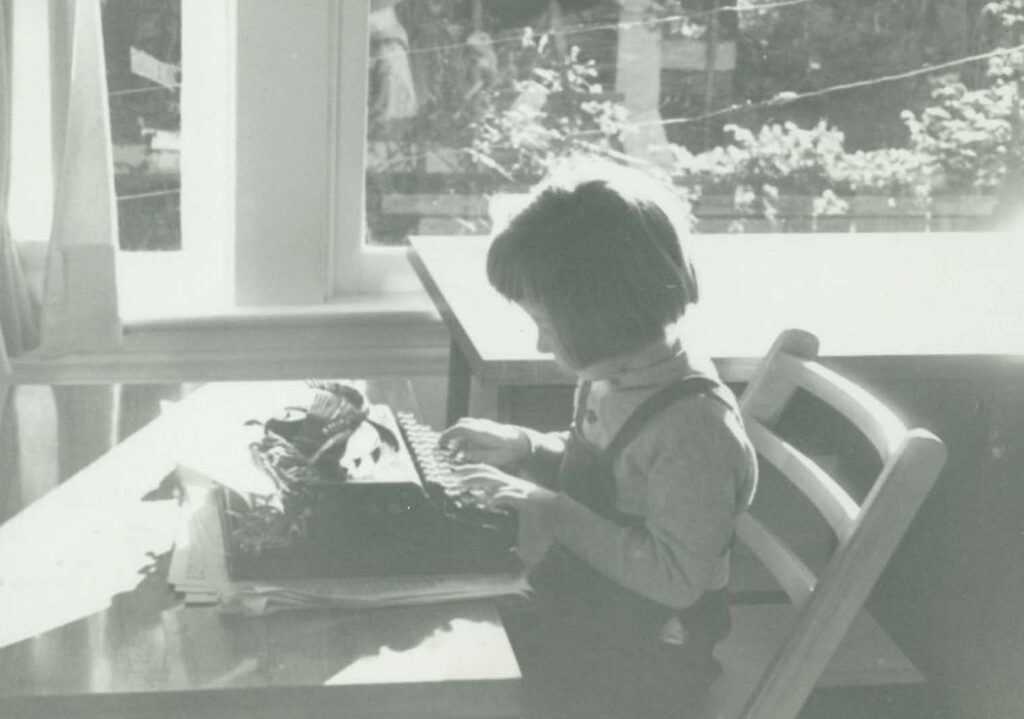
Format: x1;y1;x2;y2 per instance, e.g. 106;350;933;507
671;120;935;195
896;2;1023;195
666;121;931;229
902;54;1023;194
464;40;630;183
831;147;927;196
672;121;848;192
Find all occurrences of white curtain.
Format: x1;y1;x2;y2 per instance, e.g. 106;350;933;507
42;0;121;354
1;0;41;362
2;0;123;519
1;0;119;362
2;0;42;519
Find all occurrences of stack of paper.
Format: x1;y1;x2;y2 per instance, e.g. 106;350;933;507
217;574;530;616
167;475;528;617
167;482;231;605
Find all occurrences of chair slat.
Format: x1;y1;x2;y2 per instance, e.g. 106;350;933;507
775;354;906;460
746;420;859;542
735;514;816;609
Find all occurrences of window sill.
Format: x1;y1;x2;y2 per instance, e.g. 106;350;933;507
120;290;440;329
11;292;450;385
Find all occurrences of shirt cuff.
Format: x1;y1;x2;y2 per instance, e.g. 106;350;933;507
519;428;568;485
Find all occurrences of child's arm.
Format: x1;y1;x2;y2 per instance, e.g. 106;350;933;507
548;399;754;610
455;399;753;608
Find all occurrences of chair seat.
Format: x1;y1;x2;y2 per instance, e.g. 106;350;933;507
710;604;924;719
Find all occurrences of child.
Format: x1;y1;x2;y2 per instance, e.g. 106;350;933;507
439;161;758;719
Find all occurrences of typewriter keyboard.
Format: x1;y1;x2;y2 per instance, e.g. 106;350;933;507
395;411;514;532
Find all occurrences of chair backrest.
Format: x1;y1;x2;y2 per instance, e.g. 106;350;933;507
727;328;947;719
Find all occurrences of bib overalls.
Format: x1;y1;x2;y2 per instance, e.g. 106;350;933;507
502;375;740;719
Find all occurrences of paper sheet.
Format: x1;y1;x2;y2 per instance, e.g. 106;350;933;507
167;480;230;603
172;422;279;502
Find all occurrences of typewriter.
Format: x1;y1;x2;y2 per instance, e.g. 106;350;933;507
217;383;521;580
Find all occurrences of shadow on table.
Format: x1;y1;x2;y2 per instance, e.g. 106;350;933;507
2;549;459;697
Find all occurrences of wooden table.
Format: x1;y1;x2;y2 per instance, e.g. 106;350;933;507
409;233;1024;425
0;381;521;719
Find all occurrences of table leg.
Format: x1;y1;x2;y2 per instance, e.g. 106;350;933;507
468;380;516;424
496;386;516;424
446;340;471;427
52;385;117;481
118;384;182;438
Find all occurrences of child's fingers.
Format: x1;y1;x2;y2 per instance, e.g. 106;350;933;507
438;419;488;447
458;477;505;493
437;424;470;447
438;429;489;463
440;435;488;464
443;437;469;463
452;462;502;476
458;475;515;497
450;441;478;464
488;490;527;510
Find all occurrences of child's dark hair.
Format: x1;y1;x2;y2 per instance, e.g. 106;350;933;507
487;161;699;369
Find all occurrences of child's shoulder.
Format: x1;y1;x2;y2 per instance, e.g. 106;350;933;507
662;386;739;432
628;385;752;461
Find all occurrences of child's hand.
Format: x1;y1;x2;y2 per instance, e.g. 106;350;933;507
438;418;531;467
454;464;558;514
456;464;560;567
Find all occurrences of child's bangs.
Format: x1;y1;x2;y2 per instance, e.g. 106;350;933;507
486;229;534;305
486;200;566;308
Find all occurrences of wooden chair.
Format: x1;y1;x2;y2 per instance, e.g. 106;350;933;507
708;329;947;719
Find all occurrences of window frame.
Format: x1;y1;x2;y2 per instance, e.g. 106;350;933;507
106;0;235;319
328;0;423;296
225;0;422;308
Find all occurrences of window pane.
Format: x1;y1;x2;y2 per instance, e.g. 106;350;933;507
364;0;1021;244
102;0;182;252
8;0;53;243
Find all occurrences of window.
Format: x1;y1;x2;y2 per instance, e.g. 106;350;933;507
102;0;233;317
44;0;1022;315
103;0;181;253
359;0;1022;260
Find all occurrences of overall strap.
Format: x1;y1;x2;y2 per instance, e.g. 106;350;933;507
603;375;747;554
604;374;723;463
571;380;594;432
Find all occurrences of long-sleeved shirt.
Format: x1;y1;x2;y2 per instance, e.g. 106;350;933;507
521;335;758;611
